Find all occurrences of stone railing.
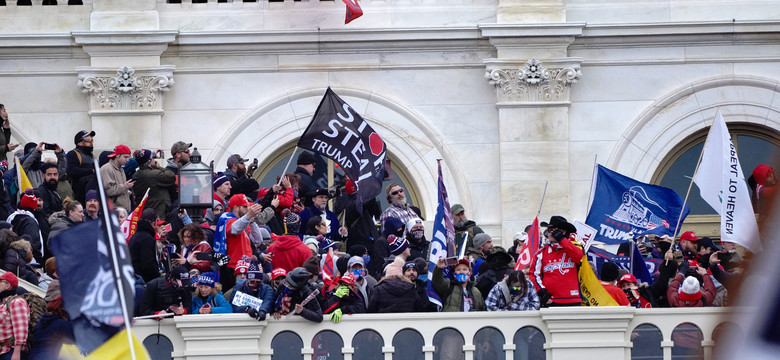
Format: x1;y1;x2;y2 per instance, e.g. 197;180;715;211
132;307;737;360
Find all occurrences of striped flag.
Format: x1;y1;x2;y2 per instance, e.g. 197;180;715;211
514;216;540;271
120;188;149;241
426;160;455;309
693;111;761;253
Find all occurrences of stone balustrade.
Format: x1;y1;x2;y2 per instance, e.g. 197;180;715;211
131;307;738;360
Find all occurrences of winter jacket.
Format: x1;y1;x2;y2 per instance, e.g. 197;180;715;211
342;197;381;252
100;160;132;212
47;211;77;240
432;266;486;312
453;220;483;255
66;146;95;204
528;238;583;305
271;282;323;323
667;273;717;307
33;210;51;260
322;286;366;315
407;235;429;264
268;234;312;272
475;265;512;298
178;241;213;274
298;205;347;243
367;275;419;313
2;247;38;285
0;128;10;162
601;282;630;306
7;210;44;264
23;149;66;190
132;163;176;220
28;314;75;360
138;276;192;316
192;291;233;314
228;281;275;314
129;221;162;283
485;279;540;311
36;182;62;220
294;166;317;207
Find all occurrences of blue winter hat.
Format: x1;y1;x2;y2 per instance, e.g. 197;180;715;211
383;217;405;238
213;175;230;190
388;234;409;256
196;272;217;287
247;261;264;281
318;238;338;254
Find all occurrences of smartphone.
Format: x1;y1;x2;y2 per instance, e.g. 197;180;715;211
444;257;459;267
195;252;213;261
717;250;735;260
44;143;57;150
163;223;172;233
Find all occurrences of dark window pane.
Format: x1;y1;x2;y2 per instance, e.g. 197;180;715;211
353;330;383;360
631;323;663;360
474;327;504;360
272;331;303;360
513;326;545;360
736;135;780;178
312;330;344;360
393;328;424;360
672;322;703;360
658;142;712;215
143;334;174;360
433;328;464;360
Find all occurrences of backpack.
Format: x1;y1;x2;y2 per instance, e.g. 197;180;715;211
3;292;46;349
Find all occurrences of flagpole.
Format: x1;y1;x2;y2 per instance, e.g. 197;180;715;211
587;155;598;211
277;146;299;186
666;118;712;264
92;160;137;360
537;181;548;217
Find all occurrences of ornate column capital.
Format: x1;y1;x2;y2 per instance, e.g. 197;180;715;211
484;58;582;106
76;66;175;115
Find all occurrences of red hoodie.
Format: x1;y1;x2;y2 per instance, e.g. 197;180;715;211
267;234;313;272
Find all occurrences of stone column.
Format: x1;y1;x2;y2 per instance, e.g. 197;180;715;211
541;307;635;360
73;0;175;152
481;24;584;241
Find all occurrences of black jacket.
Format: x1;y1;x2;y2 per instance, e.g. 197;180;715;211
36;183;62;219
322;287;366;315
294;166;318;207
367;276;419;313
138;276;192;316
129;221;161;283
65;146;95;204
343;197;381;253
8;211;43;264
271;283;323;323
3;248;38;285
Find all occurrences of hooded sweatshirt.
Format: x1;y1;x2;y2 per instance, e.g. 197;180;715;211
268;234;313;272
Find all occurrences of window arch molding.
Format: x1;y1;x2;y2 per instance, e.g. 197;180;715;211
608;75;780;182
207;86;470;217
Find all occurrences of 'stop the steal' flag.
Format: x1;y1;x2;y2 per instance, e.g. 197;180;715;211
298;87;386;213
585;165;690;245
693;111;761;253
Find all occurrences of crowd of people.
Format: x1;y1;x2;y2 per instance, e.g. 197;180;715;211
0;102;766;359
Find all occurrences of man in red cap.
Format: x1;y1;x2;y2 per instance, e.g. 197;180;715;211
678;231;701;267
100;144;134;211
618;274;653;308
216;194;263;291
8;189;44;264
0;272;30;360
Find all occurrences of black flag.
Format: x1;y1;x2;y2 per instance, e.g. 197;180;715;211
298;87;387;212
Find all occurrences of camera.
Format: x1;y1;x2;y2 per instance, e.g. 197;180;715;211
551;229;566;242
44;143;57;150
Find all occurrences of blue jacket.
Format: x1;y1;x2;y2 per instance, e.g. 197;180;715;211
192;291;233;314
298;205;347;242
228;281;274;314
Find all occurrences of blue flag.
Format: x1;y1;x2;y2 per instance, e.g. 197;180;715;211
426;161;456;310
587;246;660;285
586;165;690;245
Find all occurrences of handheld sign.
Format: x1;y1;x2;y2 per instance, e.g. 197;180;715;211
574;220;598;253
232;291;263;311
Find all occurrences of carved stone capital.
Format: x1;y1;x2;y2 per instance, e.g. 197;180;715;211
76;66;175;114
484;58;581;106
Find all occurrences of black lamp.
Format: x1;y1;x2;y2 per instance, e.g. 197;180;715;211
178;147;213;224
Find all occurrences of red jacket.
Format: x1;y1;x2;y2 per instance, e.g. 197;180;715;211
529;238;583;304
601;282;630;306
667;273;716;307
226;218;252;269
268;234;312;272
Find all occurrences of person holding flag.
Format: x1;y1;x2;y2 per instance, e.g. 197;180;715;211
528;216;583;307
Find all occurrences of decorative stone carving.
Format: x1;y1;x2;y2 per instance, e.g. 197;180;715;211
77;66;174;113
485;59;581;104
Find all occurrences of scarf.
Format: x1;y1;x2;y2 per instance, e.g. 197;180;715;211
213;212;238;255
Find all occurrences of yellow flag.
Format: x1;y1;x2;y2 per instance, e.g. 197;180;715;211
577;255;619;306
15;157;32;192
85;329;151;360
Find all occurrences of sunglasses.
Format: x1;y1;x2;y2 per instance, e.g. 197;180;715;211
391;189;404;196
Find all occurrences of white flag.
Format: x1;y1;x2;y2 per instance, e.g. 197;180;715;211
693;111;761;253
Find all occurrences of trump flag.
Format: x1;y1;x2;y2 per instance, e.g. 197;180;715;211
585;165;690;245
298;88;386;213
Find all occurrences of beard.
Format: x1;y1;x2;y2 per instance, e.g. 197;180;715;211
45;178;58;189
390;198;407;207
453;219;465;228
236;167;246;177
316;203;326;212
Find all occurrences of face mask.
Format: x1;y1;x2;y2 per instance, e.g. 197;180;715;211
362;255;371;266
454;273;470;283
248;281;260;291
510;285;523;296
411;229;424;240
235;278;246;287
282;287;294;295
350;269;366;279
417;274;428;282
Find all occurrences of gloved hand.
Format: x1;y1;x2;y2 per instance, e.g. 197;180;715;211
334;286;349;298
537;288;552;305
255;310;266;321
247;307;259;319
677;260;689;276
330;308;343;323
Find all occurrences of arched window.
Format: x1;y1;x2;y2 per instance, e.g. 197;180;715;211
631;323;662;360
652;123;780;235
253;141;426;217
272;331;303;360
